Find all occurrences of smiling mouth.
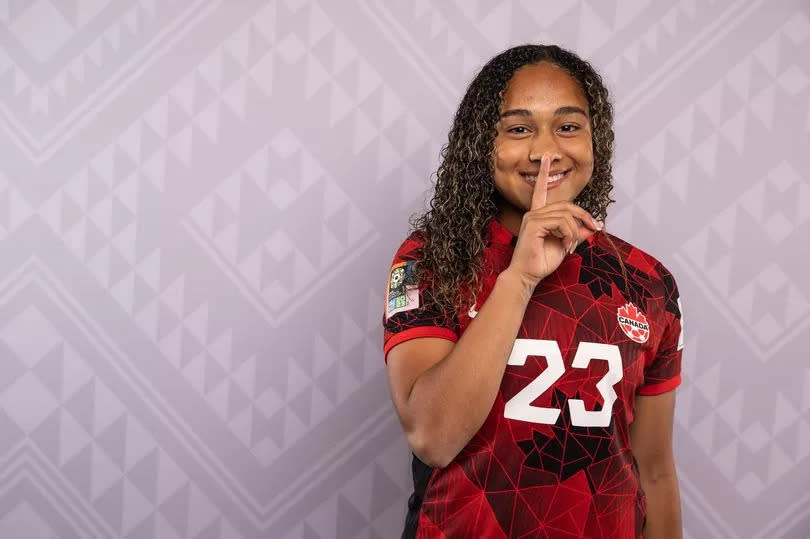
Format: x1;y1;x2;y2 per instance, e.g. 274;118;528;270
520;169;570;186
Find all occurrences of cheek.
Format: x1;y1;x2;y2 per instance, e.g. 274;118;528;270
493;141;519;171
582;149;595;170
576;138;595;170
586;145;594;172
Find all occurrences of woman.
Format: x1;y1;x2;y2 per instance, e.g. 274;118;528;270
382;44;684;538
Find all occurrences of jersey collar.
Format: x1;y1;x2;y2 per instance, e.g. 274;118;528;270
488;216;517;247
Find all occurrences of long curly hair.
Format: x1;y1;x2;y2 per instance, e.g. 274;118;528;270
409;44;621;318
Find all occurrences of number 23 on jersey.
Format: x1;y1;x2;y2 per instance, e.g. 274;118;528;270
504;339;623;428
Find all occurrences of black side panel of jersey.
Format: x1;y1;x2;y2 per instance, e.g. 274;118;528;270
402;455;434;539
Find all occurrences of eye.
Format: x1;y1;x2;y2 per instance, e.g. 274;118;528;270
558;124;580;133
507;126;529;134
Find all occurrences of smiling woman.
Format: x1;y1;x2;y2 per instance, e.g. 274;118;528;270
492;62;595;235
381;44;684;539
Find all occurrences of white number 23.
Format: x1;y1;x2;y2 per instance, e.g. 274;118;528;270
503;339;623;428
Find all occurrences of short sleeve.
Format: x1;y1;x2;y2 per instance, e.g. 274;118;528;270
637;273;684;396
382;234;459;363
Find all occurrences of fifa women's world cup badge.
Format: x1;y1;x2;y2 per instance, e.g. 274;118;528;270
617;302;650;344
385;260;419;319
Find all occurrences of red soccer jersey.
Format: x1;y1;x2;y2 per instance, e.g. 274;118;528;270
382;217;684;539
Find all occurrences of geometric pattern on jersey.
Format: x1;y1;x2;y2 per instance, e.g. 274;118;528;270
383;217;683;538
516;389;616;482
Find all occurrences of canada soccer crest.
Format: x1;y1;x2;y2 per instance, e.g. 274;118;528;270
617;302;649;344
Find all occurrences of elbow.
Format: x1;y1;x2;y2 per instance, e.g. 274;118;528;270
406;428;456;469
638;458;678;485
645;467;678;485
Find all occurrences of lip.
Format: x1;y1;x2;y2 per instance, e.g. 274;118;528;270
520;169;571;189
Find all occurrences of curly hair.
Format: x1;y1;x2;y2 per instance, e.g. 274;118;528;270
409;44;622;319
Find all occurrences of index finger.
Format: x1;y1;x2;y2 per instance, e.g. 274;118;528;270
531;153;551;210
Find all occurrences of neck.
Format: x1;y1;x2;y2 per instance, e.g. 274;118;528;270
495;207;523;236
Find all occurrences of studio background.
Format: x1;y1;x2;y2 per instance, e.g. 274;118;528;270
1;0;809;537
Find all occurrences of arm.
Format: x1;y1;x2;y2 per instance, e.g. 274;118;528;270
630;390;682;539
386;268;533;468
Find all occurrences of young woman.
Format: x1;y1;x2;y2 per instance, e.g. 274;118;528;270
382;45;684;538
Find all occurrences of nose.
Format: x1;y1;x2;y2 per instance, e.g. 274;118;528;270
528;129;562;164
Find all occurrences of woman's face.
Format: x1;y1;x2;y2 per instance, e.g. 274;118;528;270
492;62;594;227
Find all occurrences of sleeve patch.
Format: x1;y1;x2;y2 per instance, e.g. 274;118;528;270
385;261;419;319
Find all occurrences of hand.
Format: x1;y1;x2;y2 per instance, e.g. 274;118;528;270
505;154;603;291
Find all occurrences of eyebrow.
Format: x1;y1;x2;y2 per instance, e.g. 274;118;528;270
500;106;589;119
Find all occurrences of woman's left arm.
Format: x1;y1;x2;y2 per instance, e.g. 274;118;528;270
630;390;682;539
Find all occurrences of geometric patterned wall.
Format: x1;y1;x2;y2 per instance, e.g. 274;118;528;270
1;0;808;537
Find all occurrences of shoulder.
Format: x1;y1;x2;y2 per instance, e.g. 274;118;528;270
593;230;681;315
594;231;677;284
386;229;430;299
390;229;427;263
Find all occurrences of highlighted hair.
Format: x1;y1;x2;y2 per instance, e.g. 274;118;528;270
409;44;628;318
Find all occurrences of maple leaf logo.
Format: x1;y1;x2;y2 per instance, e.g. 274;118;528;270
617;302;650;344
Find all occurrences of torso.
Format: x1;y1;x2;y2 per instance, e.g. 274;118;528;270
384;217;683;538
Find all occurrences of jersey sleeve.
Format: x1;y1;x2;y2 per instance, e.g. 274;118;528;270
637;269;684;396
382;234;459;363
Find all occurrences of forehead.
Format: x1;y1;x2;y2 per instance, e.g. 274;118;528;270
500;62;589;112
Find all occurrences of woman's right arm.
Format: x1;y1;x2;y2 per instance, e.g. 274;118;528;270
386;155;602;468
386;267;534;468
